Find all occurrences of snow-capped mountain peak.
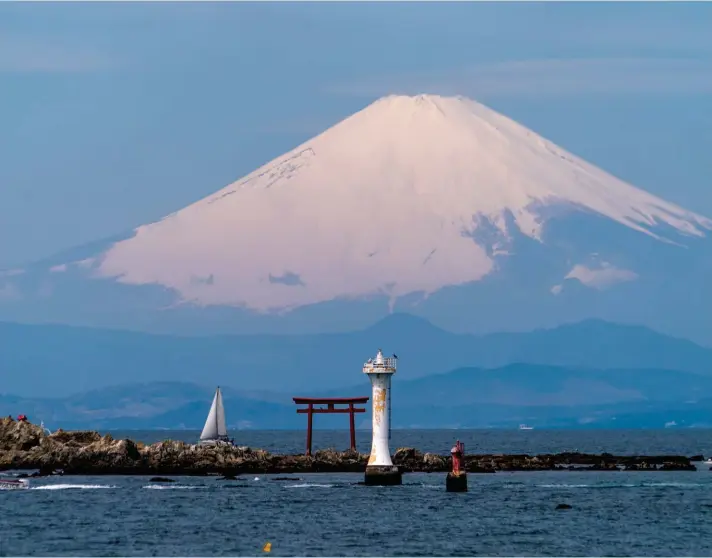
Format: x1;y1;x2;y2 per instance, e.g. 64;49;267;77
60;94;712;313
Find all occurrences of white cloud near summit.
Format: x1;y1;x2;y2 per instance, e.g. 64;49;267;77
565;263;639;291
325;57;712;99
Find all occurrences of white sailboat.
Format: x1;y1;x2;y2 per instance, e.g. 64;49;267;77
199;387;233;445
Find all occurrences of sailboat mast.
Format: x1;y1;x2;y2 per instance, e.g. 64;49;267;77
216;387;220;437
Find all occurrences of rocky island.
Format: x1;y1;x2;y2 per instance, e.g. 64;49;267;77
0;418;700;476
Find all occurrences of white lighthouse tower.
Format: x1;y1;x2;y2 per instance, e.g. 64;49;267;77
362;348;402;485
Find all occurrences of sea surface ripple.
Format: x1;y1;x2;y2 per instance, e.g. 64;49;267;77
2;429;712;556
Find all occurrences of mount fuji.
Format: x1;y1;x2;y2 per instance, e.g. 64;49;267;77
2;94;711;342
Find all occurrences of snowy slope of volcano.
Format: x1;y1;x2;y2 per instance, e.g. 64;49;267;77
92;94;711;312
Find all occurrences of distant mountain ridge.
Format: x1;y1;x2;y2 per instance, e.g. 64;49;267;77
2;314;711;398
4;362;712;430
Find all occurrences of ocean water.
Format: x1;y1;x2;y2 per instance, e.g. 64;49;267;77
111;427;712;456
3;430;712;556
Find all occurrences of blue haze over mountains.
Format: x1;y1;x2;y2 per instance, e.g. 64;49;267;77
2;314;712;430
2;197;712;347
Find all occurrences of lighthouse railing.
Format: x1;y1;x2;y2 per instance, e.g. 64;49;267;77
363;357;398;371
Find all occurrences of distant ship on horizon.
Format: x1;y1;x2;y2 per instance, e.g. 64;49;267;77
519;424;534;430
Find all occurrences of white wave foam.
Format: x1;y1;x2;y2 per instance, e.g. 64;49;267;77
32;484;116;490
143;484;202;490
642;482;705;488
285;483;334;488
539;483;636;489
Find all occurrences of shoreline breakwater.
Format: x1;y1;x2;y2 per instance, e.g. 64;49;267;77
0;418;702;476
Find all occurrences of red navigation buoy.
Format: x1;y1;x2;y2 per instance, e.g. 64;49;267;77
446;440;468;492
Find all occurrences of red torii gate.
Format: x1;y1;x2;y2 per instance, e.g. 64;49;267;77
292;396;369;456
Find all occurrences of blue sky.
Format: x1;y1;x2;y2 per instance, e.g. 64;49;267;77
1;2;711;267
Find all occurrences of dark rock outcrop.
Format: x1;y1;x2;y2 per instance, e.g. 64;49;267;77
0;417;45;451
0;419;699;476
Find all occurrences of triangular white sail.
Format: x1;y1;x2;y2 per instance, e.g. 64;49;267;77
200;387;228;441
215;387;227;438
